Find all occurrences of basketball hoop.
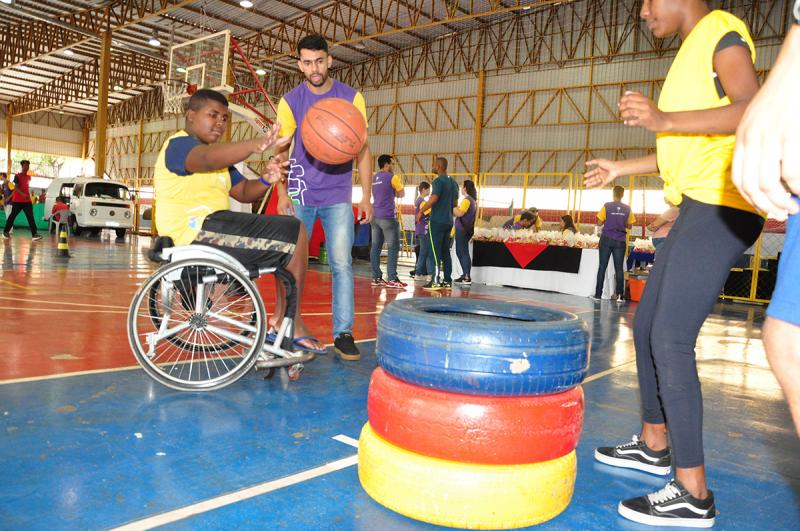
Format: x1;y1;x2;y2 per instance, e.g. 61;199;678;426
160;80;192;115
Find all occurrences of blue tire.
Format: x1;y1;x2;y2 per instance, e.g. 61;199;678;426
376;298;589;396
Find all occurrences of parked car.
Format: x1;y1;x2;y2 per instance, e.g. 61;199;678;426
44;177;134;239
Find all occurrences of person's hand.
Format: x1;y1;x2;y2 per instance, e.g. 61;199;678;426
415;211;422;223
261;157;290;185
358;198;373;224
584;158;621;188
732;27;800;220
253;122;291;154
647;223;657;232
277;193;294;215
619;91;671;132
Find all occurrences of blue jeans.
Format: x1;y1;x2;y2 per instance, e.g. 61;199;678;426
415;233;430;275
595;235;626;298
370;218;399;280
455;227;472;277
294;203;354;336
427;221;453;282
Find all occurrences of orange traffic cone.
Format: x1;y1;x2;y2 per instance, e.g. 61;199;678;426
57;228;70;258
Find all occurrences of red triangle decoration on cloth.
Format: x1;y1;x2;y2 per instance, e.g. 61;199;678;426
504;242;549;268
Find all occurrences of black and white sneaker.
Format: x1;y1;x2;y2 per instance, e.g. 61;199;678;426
594;434;672;475
618;479;716;528
334;333;361;361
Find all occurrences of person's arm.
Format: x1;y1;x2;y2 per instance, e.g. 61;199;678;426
453;198;469;218
273;98;297;215
185;123;289;174
596;206;606;226
229;159;290;203
356;142;373;224
627;210;636;229
584;154;659;188
417;194;439;221
733;24;800;219
647;214;669;232
391;175;405;198
618;41;759;135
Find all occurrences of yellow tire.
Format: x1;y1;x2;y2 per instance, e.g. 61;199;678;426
358;422;576;529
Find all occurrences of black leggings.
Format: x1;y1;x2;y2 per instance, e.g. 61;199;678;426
3;202;38;236
633;196;762;468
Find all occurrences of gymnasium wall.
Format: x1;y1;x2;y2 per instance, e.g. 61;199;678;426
1;107;84;159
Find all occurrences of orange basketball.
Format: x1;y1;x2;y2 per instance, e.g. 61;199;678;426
300;98;367;165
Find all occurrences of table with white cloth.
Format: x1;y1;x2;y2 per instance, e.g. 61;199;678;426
451;240;620;299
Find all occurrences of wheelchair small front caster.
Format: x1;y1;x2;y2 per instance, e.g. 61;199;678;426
263;367;276;380
287;363;304;381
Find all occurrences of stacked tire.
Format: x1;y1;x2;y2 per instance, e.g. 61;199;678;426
358;298;590;529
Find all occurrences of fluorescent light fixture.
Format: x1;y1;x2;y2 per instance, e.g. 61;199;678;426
0;0;15;5
176;66;187;73
20;65;30;71
113;84;122;91
148;33;161;47
63;49;75;56
240;0;254;8
256;68;266;76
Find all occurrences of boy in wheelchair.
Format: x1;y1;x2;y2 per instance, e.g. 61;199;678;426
153;88;325;354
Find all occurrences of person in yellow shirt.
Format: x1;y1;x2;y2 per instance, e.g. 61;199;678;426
154;88;324;354
583;1;763;527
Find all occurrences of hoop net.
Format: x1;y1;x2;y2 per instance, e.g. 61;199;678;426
160;80;189;115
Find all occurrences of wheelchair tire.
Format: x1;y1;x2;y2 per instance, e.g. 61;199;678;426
376;298;589;396
128;258;267;391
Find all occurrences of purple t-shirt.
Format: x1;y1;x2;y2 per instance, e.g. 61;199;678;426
503;218;522;230
601;201;632;241
283;80;360;207
415;196;429;236
372;171;396;220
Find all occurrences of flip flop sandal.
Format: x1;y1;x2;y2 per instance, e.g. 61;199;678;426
292;336;328;355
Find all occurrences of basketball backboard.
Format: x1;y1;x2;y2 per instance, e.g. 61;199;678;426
168;30;232;93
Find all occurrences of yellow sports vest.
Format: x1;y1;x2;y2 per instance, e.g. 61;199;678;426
154;131;232;245
656;10;757;213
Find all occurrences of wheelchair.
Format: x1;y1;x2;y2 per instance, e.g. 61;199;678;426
127;236;316;391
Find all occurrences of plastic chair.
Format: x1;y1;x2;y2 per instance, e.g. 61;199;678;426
49;212;70;236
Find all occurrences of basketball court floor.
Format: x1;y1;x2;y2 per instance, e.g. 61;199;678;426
0;235;798;530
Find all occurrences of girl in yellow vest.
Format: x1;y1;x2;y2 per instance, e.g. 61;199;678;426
583;1;763;527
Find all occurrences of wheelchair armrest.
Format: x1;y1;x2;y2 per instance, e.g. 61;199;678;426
148;236;175;262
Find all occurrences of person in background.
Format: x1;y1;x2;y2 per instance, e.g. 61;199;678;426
2;160;41;241
452;179;477;285
370;154;406;288
731;6;800;437
417;157;458;290
503;210;535;230
591;185;634;302
412;181;431;280
561;214;578;234
50;195;70;233
648;201;680;258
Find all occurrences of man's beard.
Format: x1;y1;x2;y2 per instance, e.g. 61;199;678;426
307;72;328;87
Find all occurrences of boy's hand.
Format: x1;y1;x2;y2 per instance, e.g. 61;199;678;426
261;157;290;185
584;158;620;188
619;91;671;132
254;122;291;153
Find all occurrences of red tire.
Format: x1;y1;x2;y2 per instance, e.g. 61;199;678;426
367;367;584;465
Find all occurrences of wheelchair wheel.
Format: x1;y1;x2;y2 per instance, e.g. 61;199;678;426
146;266;257;353
128;258;267;391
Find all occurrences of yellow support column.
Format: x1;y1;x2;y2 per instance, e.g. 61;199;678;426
134;119;144;234
5;109;12;176
95;31;112;178
521;174;529;210
473;70;485;176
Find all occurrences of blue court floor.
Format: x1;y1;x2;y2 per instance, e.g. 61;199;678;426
0;234;798;530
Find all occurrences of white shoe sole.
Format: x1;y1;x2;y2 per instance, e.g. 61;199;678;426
594;449;671;476
618;502;715;528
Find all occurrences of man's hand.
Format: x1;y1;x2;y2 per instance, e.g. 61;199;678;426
619;91;671;132
584;158;621;188
732;26;800;220
254;122;291;154
358;198;373;224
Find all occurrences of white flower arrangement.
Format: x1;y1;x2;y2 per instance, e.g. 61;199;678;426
473;228;600;249
632;238;656;253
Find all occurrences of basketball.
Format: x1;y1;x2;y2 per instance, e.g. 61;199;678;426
300;98;367;165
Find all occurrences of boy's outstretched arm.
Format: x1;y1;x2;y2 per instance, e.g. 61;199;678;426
186;123;290;174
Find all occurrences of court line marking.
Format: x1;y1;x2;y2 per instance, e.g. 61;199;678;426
0;338;376;385
0;295;129;309
0;279;33;290
583;360;636;383
110;436;359;530
332;434;360;448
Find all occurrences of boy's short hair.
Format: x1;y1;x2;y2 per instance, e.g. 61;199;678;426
20;160;30;165
613;185;625;198
187;89;228;112
298;35;328;54
519;211;534;222
418;181;431;192
56;195;67;202
377;154;393;169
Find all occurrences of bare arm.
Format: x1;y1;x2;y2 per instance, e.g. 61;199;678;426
186;123;288;173
584;154;658;188
229;159;290;203
356;142;373;223
619;45;759;135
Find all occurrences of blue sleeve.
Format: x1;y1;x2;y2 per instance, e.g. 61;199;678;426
164;136;202;176
228;166;245;188
431;178;442;197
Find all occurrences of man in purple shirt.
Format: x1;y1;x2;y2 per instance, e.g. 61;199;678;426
370;154;406;288
592;185;635;302
274;34;373;361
